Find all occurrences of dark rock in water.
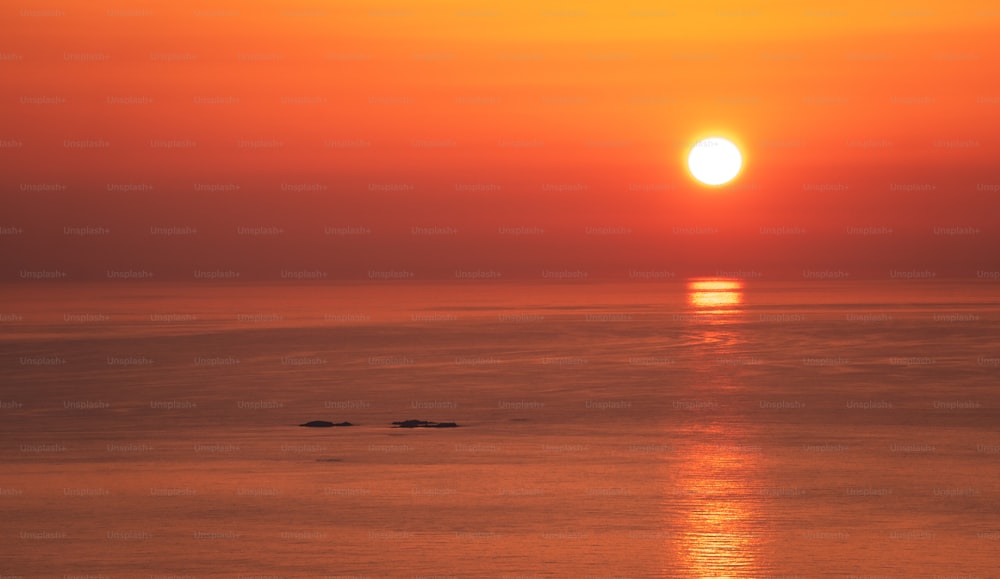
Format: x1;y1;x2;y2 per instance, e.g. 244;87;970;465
299;420;353;427
392;419;458;428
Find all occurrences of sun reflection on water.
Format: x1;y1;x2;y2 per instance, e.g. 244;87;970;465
667;278;764;577
686;278;744;314
670;439;764;578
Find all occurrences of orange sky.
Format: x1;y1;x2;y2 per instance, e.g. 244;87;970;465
2;0;999;280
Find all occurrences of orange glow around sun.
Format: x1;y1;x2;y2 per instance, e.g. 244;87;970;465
0;0;998;279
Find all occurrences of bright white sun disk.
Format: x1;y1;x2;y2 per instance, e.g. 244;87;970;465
687;137;742;186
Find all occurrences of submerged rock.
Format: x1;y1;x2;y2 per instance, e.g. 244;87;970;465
392;419;458;428
299;420;353;427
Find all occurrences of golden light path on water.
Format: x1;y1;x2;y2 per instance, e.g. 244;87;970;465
670;278;764;577
686;279;744;313
671;433;764;577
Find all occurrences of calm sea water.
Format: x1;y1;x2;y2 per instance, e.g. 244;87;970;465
1;280;998;578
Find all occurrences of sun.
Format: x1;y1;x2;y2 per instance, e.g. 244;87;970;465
687;137;742;186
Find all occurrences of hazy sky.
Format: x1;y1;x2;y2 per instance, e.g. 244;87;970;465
2;1;999;280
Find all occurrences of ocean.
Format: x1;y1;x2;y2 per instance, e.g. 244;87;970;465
1;279;998;577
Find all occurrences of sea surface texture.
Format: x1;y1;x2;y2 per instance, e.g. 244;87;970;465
1;280;998;577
